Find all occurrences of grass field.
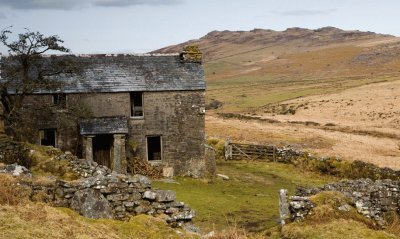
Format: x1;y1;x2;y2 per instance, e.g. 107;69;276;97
153;160;337;233
206;73;400;112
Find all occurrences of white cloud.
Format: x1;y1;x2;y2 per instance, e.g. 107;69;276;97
272;9;337;16
0;0;183;10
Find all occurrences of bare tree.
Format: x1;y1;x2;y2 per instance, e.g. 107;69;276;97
0;28;80;136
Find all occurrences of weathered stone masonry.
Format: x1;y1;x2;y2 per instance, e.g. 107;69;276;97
3;50;208;176
129;91;205;175
13;152;195;227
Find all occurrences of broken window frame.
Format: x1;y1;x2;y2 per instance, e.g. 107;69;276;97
130;92;144;118
52;93;67;108
146;135;162;162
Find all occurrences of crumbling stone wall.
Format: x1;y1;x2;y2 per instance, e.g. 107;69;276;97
12;153;195;227
283;179;400;225
0;135;30;166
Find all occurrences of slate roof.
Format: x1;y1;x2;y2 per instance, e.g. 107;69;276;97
2;54;205;94
80;117;129;135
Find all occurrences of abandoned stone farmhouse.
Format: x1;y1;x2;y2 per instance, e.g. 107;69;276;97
2;49;206;175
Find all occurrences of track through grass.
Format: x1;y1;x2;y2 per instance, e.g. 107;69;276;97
153;160;337;233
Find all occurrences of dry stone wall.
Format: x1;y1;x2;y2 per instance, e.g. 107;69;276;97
283;179;400;226
275;146;400;180
5;152;195;228
0;135;29;166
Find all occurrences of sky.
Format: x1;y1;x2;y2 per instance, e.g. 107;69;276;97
0;0;399;54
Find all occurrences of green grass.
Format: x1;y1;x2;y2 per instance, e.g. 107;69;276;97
153;160;337;233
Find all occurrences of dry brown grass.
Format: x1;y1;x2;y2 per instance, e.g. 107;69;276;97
207;229;262;239
0;203;198;239
309;191;378;228
206;224;273;239
281;191;398;239
0;174;30;205
384;212;400;237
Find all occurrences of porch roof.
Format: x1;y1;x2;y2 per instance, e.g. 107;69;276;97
79;117;128;135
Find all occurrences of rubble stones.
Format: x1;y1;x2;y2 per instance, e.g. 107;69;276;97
7;151;196;227
288;195;314;221
0;163;32;177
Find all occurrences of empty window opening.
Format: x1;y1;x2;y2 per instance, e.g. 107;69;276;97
53;93;67;108
39;129;56;147
147;136;161;161
93;134;113;168
130;92;143;117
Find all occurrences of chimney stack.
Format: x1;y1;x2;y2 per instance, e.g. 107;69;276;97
180;45;202;63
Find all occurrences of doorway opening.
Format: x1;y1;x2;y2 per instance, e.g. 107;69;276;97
39;129;56;147
147;136;162;161
93;134;113;168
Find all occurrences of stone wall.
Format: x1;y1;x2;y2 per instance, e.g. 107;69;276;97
70;92;130;118
13;90;206;176
0;135;30;166
129;91;205;176
20;92;129;150
282;179;400;225
14;153;195;228
274;146;400;180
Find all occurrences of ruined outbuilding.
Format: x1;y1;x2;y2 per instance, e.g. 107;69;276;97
2;47;206;176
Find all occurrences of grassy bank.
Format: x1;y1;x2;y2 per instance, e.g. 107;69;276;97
281;191;399;239
0;203;197;239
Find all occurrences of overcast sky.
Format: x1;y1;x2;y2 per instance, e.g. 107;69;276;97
0;0;399;53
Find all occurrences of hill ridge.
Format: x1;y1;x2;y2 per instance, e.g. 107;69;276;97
153;27;395;57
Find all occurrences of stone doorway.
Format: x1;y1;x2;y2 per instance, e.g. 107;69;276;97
93;134;113;168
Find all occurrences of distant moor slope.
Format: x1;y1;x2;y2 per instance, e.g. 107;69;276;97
154;27;400;112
